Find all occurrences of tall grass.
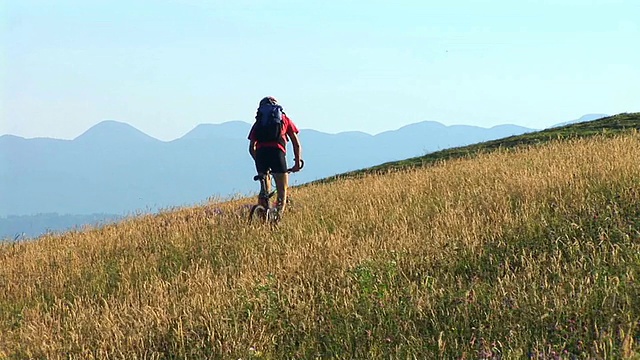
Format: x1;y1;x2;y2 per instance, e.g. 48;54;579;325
1;132;639;359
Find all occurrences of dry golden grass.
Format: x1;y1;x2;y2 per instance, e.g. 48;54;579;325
1;132;639;359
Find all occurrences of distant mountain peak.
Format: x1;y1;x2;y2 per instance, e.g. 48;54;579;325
0;134;24;141
74;120;160;144
179;121;251;141
577;114;609;122
552;114;609;128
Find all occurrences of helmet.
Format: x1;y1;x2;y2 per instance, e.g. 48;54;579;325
259;96;278;106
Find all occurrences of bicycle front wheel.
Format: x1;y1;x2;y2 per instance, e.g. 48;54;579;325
248;204;267;224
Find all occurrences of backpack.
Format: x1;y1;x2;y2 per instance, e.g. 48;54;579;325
254;104;284;142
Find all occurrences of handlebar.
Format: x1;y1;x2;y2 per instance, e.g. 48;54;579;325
287;159;304;173
253;159;304;181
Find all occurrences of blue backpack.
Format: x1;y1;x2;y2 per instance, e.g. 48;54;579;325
254;104;284;142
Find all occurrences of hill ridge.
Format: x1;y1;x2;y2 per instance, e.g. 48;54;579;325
311;112;640;184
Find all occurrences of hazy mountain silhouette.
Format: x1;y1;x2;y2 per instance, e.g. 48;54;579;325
74;120;161;145
7;115;610;239
0;119;548;219
1;213;123;240
179;121;251;141
552;114;608;127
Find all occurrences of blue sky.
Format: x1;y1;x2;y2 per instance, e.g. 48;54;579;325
2;0;639;140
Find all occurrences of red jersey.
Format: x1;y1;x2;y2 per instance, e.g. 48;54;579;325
248;113;299;153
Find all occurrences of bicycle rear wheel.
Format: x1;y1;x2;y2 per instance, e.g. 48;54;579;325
248;204;267;224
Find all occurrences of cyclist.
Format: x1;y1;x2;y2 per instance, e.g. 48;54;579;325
248;96;303;214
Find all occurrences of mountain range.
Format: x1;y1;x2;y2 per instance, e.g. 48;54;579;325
0;114;607;239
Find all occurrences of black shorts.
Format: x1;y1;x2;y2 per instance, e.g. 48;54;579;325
255;147;287;174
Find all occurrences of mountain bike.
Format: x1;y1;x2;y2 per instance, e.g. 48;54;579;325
248;160;304;225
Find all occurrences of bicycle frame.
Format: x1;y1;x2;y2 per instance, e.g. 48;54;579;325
248;160;304;224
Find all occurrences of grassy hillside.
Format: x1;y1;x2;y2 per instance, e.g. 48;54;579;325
1;114;639;359
314;112;640;182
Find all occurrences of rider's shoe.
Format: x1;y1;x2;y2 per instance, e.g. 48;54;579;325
270;207;282;224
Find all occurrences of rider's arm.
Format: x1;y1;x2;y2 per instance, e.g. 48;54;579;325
249;140;257;160
289;131;302;169
248;123;258;160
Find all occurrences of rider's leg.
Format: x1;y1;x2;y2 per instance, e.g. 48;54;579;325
273;172;288;212
258;173;271;208
254;147;271;209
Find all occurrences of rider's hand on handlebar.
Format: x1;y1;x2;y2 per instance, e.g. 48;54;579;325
290;158;303;173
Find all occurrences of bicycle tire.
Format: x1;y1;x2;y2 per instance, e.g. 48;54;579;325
248;204;268;224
